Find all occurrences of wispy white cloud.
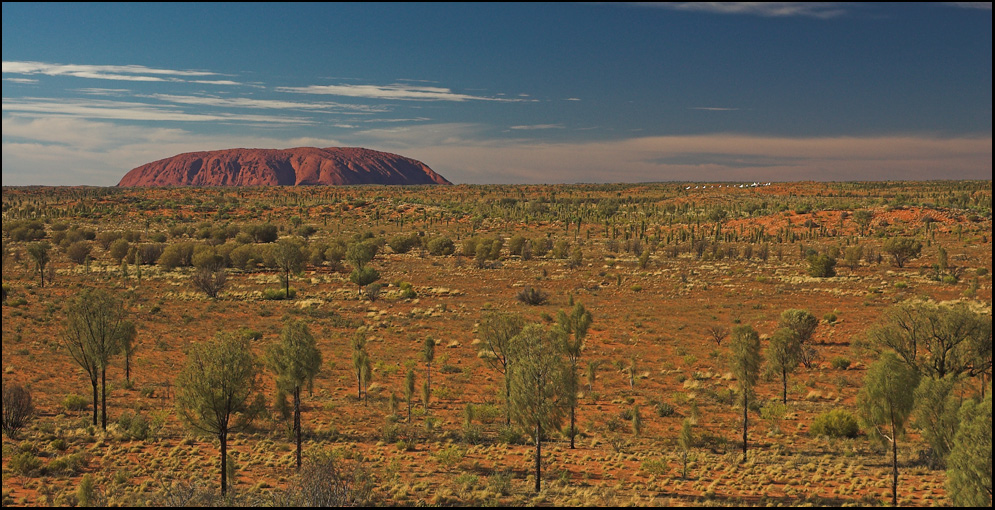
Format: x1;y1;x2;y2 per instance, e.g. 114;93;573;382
2;98;315;124
188;79;244;86
1;61;238;84
140;93;385;113
949;2;992;9
3;77;38;84
75;88;133;96
276;83;530;102
509;124;566;130
630;2;849;19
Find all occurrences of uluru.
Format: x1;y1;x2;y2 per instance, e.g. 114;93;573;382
117;147;452;187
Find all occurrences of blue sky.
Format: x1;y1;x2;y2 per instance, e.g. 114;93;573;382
2;2;991;185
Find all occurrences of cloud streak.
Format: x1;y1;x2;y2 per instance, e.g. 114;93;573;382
140;93;386;113
510;124;566;130
277;83;530;102
2;61;236;84
3;98;315;124
630;2;849;19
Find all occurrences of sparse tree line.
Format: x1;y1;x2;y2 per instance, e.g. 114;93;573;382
5;283;988;505
5;185;988;300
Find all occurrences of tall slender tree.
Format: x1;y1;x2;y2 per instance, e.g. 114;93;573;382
404;368;416;421
422;336;436;406
729;324;762;463
267;319;322;470
118;320;138;385
351;331;370;401
176;330;260;497
557;303;593;449
27;241;51;288
678;418;695;480
479;312;526;425
857;352;920;507
62;289;127;429
766;328;801;404
273;237;306;298
509;323;568;493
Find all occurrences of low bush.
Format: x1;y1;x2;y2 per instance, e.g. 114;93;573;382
9;451;42;476
807;254;837;278
62;394;89;412
809;409;859;438
263;287;297;300
515;286;548;306
426;237;455;256
497;425;526;445
830;357;852;370
654;402;676;418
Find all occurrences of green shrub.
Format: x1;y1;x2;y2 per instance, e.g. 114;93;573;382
263;287;297;300
810;409;859;438
508;235;527;256
641;458;668;475
434;445;466;469
66;241;92;265
117;412;150;440
399;282;417;299
62;394;89;412
9;451;41;476
487;470;513;496
807;254;837;278
515;286;548;306
426;237;455;256
830;357;852;370
654;402;676;418
77;474;97;507
46;452;89;476
497;425;526;445
388;234;419;254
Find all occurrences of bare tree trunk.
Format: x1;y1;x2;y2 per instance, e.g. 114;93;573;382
294;385;302;471
505;378;511;426
782;369;788;404
569;405;576;449
742;392;748;463
220;430;228;497
101;367;107;430
535;424;542;494
91;380;99;427
891;424;898;507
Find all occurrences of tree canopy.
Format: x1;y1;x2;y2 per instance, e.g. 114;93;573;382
176;330;261;496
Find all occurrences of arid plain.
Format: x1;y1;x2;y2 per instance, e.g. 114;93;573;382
1;181;991;507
